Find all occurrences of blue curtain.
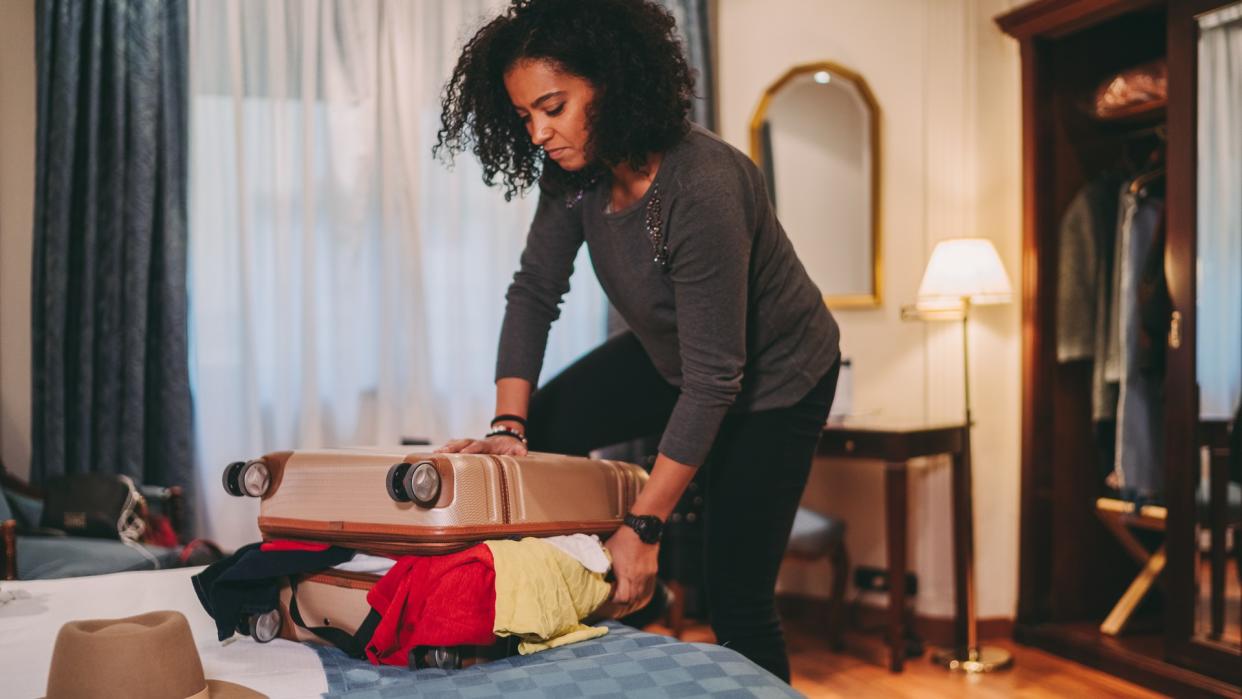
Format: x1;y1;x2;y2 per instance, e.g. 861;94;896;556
657;0;716;131
31;0;192;497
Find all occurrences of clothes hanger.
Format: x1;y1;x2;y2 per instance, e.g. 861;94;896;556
1129;166;1164;194
1126;125;1165;193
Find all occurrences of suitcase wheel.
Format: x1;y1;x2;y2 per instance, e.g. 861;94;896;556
429;647;461;670
386;461;441;507
223;460;271;498
239;460;272;497
222;461;247;497
248;609;282;643
409;646;461;670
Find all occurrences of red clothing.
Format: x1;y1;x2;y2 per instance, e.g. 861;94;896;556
143;514;179;548
365;544;497;666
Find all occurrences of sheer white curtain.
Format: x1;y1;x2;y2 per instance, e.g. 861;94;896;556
189;0;607;547
1198;4;1242;420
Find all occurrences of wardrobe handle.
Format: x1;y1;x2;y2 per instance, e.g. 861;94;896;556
1168;311;1182;349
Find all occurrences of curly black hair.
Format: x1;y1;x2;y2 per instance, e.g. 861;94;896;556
434;0;695;200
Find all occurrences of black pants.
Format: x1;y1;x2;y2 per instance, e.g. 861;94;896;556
527;332;839;682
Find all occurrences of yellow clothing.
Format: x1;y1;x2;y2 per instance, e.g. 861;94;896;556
486;537;613;654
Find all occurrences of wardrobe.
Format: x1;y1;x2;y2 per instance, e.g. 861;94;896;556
998;0;1241;696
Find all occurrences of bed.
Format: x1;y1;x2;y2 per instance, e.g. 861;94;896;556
0;567;800;698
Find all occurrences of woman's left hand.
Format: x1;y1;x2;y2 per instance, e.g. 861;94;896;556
604;524;659;618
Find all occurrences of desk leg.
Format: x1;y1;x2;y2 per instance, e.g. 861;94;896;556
885;461;908;672
951;444;972;652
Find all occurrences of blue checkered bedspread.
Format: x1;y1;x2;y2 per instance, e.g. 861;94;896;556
312;621;802;698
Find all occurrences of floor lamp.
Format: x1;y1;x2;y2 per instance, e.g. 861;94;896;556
904;238;1015;673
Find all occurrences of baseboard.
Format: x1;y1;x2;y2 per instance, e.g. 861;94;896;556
776;594;1013;646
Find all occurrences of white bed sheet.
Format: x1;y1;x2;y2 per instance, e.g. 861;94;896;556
0;567;327;699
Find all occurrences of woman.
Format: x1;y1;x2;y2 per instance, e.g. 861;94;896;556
434;0;840;681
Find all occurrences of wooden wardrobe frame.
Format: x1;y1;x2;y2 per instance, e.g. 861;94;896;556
998;1;1242;695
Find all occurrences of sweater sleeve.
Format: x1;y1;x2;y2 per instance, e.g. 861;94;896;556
656;180;752;466
495;186;585;385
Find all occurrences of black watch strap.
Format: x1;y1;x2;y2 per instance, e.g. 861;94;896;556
623;512;664;544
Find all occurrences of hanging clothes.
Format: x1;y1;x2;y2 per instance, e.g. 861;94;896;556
1056;173;1123;422
1137;221;1172;375
1057;169;1169;499
1112;186;1166;500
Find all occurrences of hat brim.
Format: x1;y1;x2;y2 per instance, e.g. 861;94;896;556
207;679;268;699
40;679;265;699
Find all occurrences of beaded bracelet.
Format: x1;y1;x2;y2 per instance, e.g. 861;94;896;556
490;414;527;430
486;425;527;445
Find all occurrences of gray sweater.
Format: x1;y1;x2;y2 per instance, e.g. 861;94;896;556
496;124;841;466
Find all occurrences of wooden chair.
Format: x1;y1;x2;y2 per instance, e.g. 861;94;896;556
1094;497;1167;636
784;507;850;650
1095;454;1241;638
1201;432;1241;641
659;506;850;648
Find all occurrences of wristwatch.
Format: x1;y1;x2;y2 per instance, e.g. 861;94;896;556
623;512;664;544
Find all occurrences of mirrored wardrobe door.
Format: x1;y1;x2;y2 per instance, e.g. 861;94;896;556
1167;0;1242;685
1191;0;1242;656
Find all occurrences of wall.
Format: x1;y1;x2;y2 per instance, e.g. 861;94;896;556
718;0;1022;619
0;0;36;482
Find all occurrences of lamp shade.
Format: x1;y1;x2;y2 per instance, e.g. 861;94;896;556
916;238;1012;311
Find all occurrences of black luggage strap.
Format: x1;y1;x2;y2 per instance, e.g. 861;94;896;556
287;577;380;659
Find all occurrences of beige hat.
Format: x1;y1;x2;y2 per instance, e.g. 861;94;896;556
43;610;266;699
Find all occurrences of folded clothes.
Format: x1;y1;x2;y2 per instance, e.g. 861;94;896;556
191;536;614;663
539;533;611;574
192;542;354;642
332;552;397;576
487;538;612;654
364;544;497;666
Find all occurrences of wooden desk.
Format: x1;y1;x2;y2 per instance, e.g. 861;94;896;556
819;418;971;672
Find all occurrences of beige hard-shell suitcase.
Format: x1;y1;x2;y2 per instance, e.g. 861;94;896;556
221;449;647;555
276;570;377;644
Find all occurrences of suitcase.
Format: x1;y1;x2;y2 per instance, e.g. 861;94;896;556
221;449;647;555
262;569;518;669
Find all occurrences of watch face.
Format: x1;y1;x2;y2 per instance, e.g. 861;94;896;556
628;514;662;543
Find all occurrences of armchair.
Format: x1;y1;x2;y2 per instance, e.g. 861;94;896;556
0;463;200;580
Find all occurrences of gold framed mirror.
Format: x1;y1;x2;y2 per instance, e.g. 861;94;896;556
750;61;882;309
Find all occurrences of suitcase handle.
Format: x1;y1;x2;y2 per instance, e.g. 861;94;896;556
287;577;380;659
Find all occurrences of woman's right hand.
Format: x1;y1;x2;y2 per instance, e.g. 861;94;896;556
435;435;528;456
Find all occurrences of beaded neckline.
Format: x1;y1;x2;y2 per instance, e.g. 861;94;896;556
644;184;671;273
566;169;670;273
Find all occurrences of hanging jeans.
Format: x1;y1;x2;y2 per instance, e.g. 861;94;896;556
525;331;839;682
1113;189;1166;500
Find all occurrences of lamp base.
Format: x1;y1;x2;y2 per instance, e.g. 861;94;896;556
930;645;1014;673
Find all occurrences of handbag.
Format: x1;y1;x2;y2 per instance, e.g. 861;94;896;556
39;473;147;541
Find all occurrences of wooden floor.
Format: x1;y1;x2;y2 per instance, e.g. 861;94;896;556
643;618;1168;699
